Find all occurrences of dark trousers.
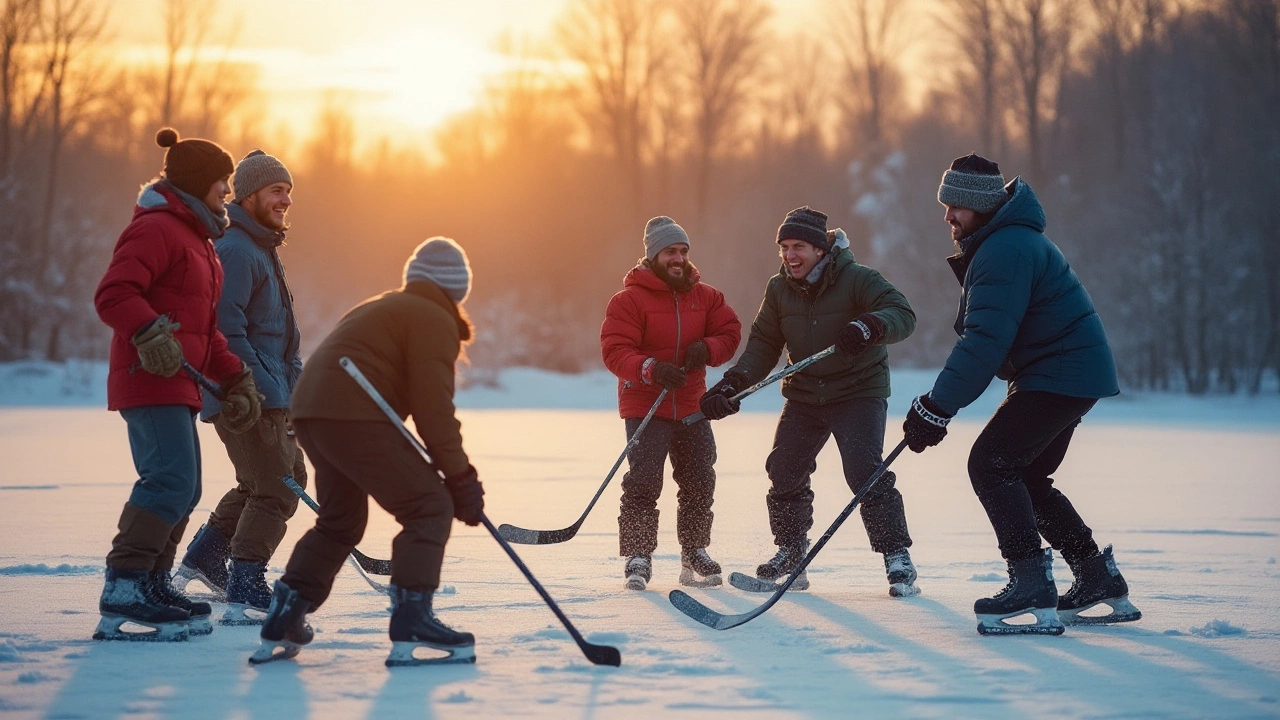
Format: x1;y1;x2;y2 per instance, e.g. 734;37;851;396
618;417;716;557
209;409;309;563
107;405;203;571
283;418;453;608
765;397;911;553
969;391;1101;564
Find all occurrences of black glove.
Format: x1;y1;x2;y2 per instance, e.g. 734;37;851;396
836;313;885;358
443;465;485;526
903;394;951;453
699;371;748;420
652;361;687;390
683;340;710;372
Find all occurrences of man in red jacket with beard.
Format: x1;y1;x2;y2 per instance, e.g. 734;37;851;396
601;216;741;590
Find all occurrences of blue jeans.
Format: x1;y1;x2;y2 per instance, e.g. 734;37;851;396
120;405;203;525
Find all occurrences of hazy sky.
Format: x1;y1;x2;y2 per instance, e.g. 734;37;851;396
105;0;827;146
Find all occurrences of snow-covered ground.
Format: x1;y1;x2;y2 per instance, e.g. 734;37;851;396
1;363;1279;718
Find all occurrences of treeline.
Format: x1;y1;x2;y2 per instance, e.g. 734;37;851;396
1;0;1275;394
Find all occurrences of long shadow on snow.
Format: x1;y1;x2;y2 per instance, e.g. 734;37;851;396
365;661;480;719
808;594;1280;719
637;591;905;718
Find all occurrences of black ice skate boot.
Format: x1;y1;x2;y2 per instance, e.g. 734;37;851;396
248;580;314;665
624;555;652;591
221;559;271;626
93;567;190;642
148;570;213;635
679;547;723;588
883;548;920;598
172;523;230;599
386;586;476;666
974;548;1064;636
755;537;809;590
1058;545;1142;625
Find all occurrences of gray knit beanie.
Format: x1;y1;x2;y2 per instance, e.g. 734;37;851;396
403;237;472;304
937;154;1008;213
643;216;690;261
232;149;293;203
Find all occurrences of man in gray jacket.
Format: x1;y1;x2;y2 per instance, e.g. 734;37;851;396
174;150;307;625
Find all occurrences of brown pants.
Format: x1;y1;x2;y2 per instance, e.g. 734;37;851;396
209;409;308;563
282;418;453;608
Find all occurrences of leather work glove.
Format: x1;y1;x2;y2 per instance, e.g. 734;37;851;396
836;313;885;358
699;371;748;420
652;361;688;390
683;340;710;373
131;315;183;378
442;465;485;526
218;369;264;435
903;394;951;453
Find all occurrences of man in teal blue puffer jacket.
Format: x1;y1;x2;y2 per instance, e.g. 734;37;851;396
903;154;1141;636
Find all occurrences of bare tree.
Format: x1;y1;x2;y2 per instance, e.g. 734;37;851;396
672;0;771;218
160;0;206;127
828;0;912;151
941;0;1003;152
0;0;41;171
999;0;1072;183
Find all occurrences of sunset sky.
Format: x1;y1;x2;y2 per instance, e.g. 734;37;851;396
105;0;829;147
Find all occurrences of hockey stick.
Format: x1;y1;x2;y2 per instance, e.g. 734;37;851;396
498;388;668;545
339;356;623;667
282;476;393;578
182;360;223;397
668;438;908;630
681;345;837;425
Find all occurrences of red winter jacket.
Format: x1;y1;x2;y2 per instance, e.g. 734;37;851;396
601;265;741;421
95;182;244;411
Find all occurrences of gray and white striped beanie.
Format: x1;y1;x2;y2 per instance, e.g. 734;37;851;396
937;154;1009;214
403;237;472;304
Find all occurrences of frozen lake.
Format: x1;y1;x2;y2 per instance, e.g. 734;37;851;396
1;397;1279;718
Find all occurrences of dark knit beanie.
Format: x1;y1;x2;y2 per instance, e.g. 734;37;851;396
643;216;690;261
232;149;293;203
937;153;1008;213
156;127;234;199
777;206;831;252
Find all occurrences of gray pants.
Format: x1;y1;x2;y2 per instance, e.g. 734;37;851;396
764;397;911;553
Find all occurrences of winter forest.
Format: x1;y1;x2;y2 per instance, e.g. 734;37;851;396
0;0;1275;393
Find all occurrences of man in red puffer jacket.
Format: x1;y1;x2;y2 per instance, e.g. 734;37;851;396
601;216;741;591
91;127;262;642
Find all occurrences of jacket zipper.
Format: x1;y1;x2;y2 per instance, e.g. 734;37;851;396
672;290;682;417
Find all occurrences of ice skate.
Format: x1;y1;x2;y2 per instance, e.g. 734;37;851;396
249;581;314;665
93;567;190;642
624;555;652;591
384;587;476;667
1058;545;1142;625
172;523;230;599
679;547;722;588
884;548;920;597
148;570;213;635
221;559;271;626
975;549;1065;636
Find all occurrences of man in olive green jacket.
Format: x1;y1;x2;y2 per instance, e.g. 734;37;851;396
700;206;919;596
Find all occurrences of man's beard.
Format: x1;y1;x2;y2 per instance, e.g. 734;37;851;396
652;259;696;291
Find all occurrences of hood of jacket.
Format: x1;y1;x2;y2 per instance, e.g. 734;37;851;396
622;262;703;293
135;179;230;240
948;178;1046;283
227;201;286;248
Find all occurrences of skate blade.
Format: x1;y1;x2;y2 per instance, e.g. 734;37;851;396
248;639;301;665
679;567;723;588
385;641;476;667
220;604;268;626
889;582;921;598
171;566;226;601
976;607;1065;636
624;574;648;591
1060;596;1142;625
93;615;189;642
728;571;809;593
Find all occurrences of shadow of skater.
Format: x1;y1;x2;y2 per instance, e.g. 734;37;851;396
365;661;479;719
241;656;308;720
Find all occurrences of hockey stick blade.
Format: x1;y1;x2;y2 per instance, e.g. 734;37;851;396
668;439;908;630
340;356;623;666
728;572;785;593
283;476;393;576
497;389;667;546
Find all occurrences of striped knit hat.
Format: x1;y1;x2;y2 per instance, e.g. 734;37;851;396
403;237;472;304
937;154;1009;213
